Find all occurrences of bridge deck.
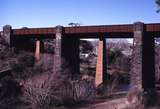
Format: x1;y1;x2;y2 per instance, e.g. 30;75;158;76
12;23;160;37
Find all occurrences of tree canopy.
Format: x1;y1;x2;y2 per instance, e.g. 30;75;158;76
156;0;160;12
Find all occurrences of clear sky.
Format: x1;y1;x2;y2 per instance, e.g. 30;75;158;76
1;0;160;30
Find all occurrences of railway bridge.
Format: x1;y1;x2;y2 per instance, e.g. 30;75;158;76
1;22;160;93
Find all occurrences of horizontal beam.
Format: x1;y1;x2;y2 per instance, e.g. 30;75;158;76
13;28;56;35
65;32;133;38
12;23;160;36
146;23;160;32
65;24;133;34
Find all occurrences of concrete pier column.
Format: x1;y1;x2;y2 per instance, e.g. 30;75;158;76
131;22;155;91
61;37;80;77
142;29;155;91
95;35;107;87
130;22;156;106
35;40;41;61
2;25;12;46
54;26;80;76
54;25;63;72
131;22;144;90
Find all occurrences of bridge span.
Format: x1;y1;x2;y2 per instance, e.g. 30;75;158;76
1;22;160;94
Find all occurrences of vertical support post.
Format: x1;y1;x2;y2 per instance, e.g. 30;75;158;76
131;22;144;91
95;35;107;87
132;22;155;91
35;40;41;61
2;25;12;46
54;26;80;76
142;30;155;91
61;37;80;77
54;25;63;72
131;21;156;105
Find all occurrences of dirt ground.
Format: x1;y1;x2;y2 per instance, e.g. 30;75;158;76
75;97;160;109
76;97;127;109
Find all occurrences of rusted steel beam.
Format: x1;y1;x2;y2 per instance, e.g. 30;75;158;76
64;24;133;34
13;28;56;35
146;23;160;32
12;23;160;36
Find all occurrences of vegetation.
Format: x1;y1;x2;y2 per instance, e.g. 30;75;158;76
0;38;96;109
156;0;160;12
1;37;160;109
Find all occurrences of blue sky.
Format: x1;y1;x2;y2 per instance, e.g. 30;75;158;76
1;0;160;30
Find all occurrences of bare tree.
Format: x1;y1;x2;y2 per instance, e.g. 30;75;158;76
22;73;63;109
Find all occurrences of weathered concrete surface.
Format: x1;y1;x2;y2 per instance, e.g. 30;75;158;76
54;26;80;76
130;22;144;90
53;25;63;72
131;22;155;91
2;25;12;45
